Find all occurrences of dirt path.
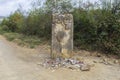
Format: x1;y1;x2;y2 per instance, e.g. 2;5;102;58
0;35;120;80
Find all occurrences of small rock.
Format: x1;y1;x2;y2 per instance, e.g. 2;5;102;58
69;59;77;65
93;60;97;63
101;58;113;65
103;58;107;62
89;64;95;67
114;60;119;64
99;59;104;63
96;54;101;57
80;64;90;71
67;65;80;70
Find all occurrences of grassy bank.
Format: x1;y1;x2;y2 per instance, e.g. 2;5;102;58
0;31;48;48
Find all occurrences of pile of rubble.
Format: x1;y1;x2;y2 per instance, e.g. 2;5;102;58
39;58;91;71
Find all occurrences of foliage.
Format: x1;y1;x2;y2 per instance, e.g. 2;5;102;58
97;14;120;55
22;9;51;39
44;0;73;13
73;8;120;55
1;10;24;32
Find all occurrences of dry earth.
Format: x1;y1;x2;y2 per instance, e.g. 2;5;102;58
0;35;120;80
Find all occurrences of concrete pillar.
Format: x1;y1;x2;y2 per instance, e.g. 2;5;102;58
51;13;73;59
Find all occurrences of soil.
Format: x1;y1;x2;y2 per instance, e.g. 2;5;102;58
0;35;120;80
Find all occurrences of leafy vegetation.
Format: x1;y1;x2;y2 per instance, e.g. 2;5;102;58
0;0;120;56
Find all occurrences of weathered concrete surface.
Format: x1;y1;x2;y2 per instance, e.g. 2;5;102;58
51;14;73;58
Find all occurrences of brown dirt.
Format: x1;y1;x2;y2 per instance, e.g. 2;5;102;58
0;35;120;80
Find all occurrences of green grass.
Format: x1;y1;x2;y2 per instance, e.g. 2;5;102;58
0;27;6;35
3;32;44;48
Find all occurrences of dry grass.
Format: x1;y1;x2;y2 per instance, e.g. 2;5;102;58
3;32;44;48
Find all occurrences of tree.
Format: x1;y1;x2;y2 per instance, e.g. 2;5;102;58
100;0;112;10
112;0;120;14
44;0;73;14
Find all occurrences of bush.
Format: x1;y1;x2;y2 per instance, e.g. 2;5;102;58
73;9;98;50
97;14;120;55
73;9;120;56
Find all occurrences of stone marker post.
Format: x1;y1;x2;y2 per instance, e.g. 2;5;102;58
51;13;73;59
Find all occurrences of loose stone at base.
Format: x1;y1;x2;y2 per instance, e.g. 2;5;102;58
80;64;90;71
